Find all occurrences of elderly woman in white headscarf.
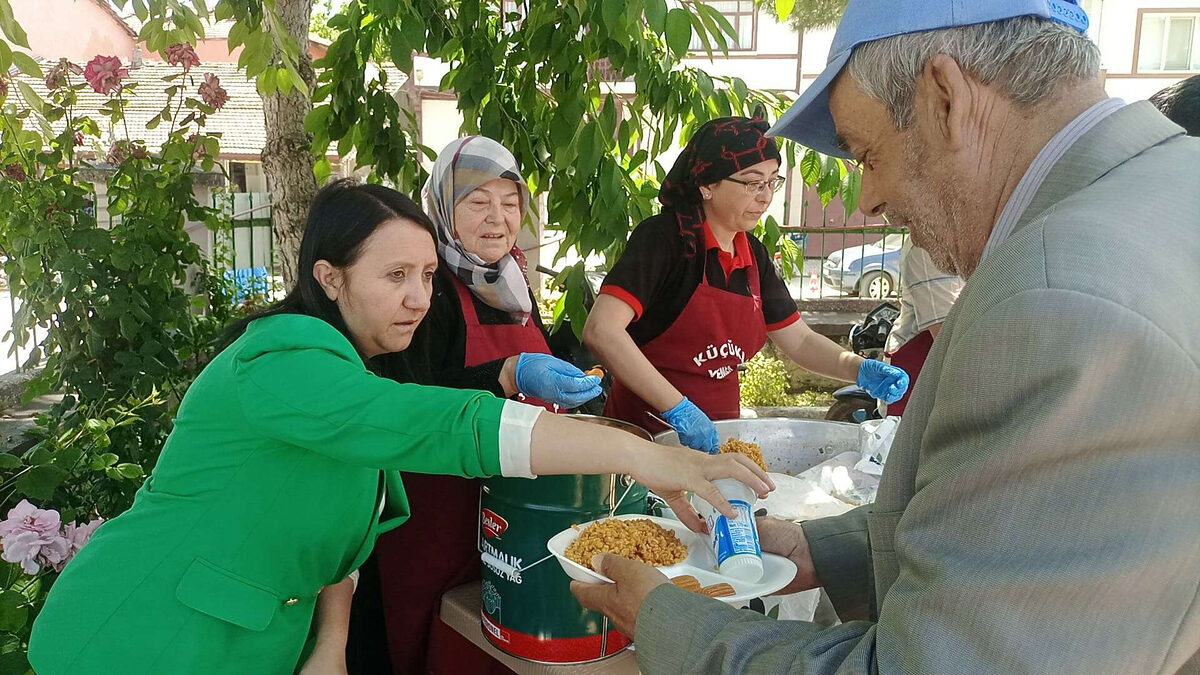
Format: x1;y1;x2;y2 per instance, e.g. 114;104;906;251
362;136;600;675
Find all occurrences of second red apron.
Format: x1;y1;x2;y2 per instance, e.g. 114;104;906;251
604;238;768;434
375;276;553;675
884;328;934;416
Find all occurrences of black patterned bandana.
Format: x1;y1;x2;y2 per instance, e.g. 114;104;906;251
659;112;781;255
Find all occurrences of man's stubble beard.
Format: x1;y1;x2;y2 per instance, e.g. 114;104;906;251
893;132;973;277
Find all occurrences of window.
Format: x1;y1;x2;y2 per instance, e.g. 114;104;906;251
689;1;756;52
1137;11;1200;72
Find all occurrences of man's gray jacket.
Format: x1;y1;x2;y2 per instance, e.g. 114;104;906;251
635;101;1200;674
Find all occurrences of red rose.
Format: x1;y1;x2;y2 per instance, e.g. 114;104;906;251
198;73;229;110
83;55;129;95
163;43;200;72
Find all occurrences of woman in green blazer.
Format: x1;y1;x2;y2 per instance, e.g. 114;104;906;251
27;181;771;675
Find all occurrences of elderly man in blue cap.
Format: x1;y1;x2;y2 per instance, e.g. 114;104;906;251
573;1;1200;672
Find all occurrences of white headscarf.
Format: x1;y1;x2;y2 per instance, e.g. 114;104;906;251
423;136;534;323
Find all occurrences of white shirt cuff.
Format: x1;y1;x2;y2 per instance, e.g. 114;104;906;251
499;400;541;479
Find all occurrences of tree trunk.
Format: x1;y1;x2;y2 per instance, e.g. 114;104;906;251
261;0;318;288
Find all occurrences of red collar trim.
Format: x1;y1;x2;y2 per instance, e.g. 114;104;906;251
701;221;753;276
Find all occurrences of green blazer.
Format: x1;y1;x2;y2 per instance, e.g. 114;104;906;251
631;103;1200;673
29;313;510;674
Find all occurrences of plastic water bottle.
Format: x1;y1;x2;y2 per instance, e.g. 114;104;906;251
695;478;763;582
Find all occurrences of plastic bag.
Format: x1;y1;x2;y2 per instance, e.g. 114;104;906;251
854;416;901;476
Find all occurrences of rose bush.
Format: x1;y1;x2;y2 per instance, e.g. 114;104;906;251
0;45;243;672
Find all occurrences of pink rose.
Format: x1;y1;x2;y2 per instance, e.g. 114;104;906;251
54;518;104;571
44;59;80;90
105;140;129;165
0;500;60;537
0;500;70;575
198;73;229;110
83;55;129;95
163;43;200;71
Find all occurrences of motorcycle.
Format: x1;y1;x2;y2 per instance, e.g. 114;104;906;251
824;302;899;423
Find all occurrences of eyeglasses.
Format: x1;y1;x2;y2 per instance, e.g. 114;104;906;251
722;176;787;195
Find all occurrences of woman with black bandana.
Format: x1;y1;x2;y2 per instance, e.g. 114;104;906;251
584;114;910;451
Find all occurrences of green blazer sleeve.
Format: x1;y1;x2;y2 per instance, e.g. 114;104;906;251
232;314;506;476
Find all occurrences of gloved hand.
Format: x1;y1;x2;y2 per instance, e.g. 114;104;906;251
661;397;720;454
857;359;910;404
514;353;602;408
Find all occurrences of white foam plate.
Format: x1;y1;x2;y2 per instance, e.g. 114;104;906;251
547;514;797;604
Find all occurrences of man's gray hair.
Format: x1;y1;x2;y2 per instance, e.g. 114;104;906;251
846;16;1101;128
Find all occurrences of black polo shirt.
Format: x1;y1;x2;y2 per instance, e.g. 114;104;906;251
599;213;800;346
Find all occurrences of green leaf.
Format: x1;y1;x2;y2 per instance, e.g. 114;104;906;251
10;50;40;77
256;67;276;96
390;30;414;75
688;10;713;56
305;105;333;134
645;0;667;33
90;452;119;470
695;70;714;99
696;2;736;43
775;0;796;22
817;166;840;207
0;452;21;468
0;651;31;675
601;0;624;32
0;0;30;48
576;121;605;178
824;154;844;180
15;464;67;500
313;157;332;184
840;169;862;215
0;39;11;71
0;589;28;632
664;8;691;56
799;149;821;186
276;66;293;95
16;80;43;113
599;95;617;139
118;314;139;340
115;462;143;479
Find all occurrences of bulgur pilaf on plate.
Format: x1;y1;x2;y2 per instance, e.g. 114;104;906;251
564;518;688;570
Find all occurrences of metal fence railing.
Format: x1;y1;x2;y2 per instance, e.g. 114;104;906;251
781;184;910;302
208;192;282;303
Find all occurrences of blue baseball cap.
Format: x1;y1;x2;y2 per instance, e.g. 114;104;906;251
769;0;1090;157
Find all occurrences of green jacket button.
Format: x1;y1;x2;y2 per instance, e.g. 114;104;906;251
283;598;300;606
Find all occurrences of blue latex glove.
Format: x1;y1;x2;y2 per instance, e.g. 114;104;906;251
514;353;602;408
661;397;720;454
857;359;910;404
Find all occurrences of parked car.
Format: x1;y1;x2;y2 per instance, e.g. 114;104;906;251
822;233;904;298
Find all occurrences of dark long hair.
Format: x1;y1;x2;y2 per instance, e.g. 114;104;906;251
224;179;437;349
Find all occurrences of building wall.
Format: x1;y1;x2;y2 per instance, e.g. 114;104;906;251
1089;0;1200;101
11;0;134;62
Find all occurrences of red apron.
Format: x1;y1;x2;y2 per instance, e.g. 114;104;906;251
375;277;553;675
883;328;934;416
604;243;768;434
